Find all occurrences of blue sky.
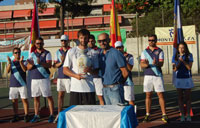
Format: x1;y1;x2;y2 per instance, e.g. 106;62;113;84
0;0;49;6
0;0;15;6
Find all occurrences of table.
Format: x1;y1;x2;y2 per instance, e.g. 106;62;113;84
57;105;138;128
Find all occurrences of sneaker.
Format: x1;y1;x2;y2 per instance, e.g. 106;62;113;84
180;115;185;122
53;115;58;123
162;115;169;123
48;115;54;123
24;115;30;123
143;115;150;122
10;115;19;123
186;115;191;122
30;115;40;123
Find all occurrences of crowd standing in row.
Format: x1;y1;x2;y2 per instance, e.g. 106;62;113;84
7;29;194;123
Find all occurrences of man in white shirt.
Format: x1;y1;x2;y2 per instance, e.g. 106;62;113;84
63;29;99;105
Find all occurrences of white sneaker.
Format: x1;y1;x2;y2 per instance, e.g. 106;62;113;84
53;115;59;123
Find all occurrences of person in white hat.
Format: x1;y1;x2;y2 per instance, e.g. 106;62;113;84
115;41;135;106
53;34;71;123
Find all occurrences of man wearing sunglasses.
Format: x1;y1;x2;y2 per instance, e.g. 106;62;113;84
98;33;129;105
140;34;168;123
7;47;29;122
27;37;54;123
53;35;71;123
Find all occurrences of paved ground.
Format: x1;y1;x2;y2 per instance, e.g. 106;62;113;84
0;74;200;127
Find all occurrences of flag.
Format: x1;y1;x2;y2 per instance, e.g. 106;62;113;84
110;0;122;47
173;0;184;55
30;0;40;53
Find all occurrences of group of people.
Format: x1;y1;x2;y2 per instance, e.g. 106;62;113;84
7;28;194;124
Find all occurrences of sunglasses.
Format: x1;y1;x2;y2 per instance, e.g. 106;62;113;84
14;52;20;54
61;40;67;42
36;43;43;45
148;40;156;42
98;39;107;43
116;47;123;49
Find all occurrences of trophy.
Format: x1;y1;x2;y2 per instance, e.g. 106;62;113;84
77;49;92;79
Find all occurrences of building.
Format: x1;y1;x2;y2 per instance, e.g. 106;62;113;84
0;0;135;41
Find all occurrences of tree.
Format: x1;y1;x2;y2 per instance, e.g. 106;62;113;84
116;0;200;36
37;0;94;35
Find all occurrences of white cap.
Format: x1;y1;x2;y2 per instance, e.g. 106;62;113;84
60;35;68;41
115;41;123;48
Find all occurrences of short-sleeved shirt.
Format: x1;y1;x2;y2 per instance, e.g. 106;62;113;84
29;49;52;79
172;53;193;78
141;47;164;76
63;46;99;92
54;47;70;79
99;47;126;85
9;60;27;87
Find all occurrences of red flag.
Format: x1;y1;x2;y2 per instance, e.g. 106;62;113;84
110;0;122;47
30;0;40;53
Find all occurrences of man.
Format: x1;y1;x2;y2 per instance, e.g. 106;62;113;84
140;34;168;123
88;34;104;105
27;37;54;123
98;33;129;105
63;29;99;105
115;41;135;106
6;48;29;122
53;35;71;123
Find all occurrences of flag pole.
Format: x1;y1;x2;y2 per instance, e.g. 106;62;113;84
112;0;117;43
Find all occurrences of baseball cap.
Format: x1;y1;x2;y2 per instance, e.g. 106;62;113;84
60;35;68;41
115;41;123;48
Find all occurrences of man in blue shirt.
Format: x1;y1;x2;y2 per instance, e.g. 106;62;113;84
98;33;128;105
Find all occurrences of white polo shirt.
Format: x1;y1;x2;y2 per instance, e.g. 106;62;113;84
63;46;99;92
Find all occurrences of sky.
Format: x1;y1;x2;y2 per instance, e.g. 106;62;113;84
0;0;15;6
0;0;49;6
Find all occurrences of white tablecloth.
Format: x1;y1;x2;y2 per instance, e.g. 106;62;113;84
57;105;138;128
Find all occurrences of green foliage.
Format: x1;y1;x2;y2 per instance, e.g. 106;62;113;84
117;0;200;36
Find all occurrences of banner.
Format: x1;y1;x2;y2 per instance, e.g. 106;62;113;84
0;36;30;62
90;29;127;51
155;25;196;45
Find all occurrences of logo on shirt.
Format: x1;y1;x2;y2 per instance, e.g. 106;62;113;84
154;51;159;55
41;53;46;58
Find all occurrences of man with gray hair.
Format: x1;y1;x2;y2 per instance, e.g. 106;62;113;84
98;33;129;105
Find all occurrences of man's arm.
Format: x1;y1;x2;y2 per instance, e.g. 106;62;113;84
6;56;11;73
19;56;27;72
120;67;129;82
63;67;84;80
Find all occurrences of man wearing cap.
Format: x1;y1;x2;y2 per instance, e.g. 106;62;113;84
53;35;71;123
88;34;104;105
140;34;168;123
115;41;135;106
98;33;129;105
27;37;54;123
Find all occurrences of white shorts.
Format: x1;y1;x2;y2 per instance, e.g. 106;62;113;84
31;79;52;97
93;78;103;96
143;75;165;92
175;77;194;89
57;78;71;93
124;85;135;101
9;86;28;100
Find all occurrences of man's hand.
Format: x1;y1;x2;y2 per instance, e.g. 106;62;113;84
60;54;65;63
37;57;41;64
27;59;34;65
144;59;149;66
75;74;85;80
7;56;11;64
83;67;92;74
20;56;24;62
179;56;184;62
153;57;156;65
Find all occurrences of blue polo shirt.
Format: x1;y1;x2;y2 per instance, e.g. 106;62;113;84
99;47;126;85
172;53;193;78
55;47;70;79
10;60;26;87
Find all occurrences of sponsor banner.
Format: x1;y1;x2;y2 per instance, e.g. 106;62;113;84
0;36;30;62
155;25;196;45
